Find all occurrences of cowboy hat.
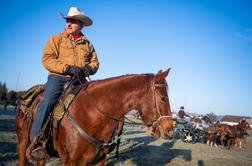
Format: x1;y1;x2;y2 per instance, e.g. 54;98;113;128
60;7;93;26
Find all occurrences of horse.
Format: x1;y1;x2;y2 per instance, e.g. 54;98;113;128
205;123;220;147
217;120;249;150
16;69;174;166
233;120;251;149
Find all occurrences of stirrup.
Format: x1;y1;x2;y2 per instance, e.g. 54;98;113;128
26;136;49;161
26;137;41;161
31;146;49;159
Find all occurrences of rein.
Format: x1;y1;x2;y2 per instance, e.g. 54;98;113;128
62;100;119;164
84;87;123;122
83;89;148;126
83;77;173;126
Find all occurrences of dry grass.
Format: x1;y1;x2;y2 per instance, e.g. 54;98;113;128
1;108;252;166
106;126;252;166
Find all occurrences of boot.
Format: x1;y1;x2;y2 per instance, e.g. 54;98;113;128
26;136;49;161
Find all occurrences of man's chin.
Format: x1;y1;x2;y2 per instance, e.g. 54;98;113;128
66;29;72;34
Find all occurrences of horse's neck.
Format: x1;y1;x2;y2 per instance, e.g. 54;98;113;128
89;74;153;117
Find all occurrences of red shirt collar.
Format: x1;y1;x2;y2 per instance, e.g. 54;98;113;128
72;33;82;40
65;31;83;40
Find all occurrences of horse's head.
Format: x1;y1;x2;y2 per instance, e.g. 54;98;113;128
139;68;173;139
238;119;251;132
246;122;252;131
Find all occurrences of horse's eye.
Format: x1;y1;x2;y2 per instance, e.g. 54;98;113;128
161;96;166;102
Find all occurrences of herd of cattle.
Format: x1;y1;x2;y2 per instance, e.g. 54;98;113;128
173;115;252;150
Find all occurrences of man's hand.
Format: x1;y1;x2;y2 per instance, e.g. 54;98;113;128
67;66;82;76
82;65;93;77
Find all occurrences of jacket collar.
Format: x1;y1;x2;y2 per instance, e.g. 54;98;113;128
62;31;87;44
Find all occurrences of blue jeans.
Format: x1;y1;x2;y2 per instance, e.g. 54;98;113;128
32;74;70;138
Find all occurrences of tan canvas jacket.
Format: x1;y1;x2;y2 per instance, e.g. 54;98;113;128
42;32;99;77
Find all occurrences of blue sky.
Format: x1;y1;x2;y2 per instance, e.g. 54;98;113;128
0;0;252;116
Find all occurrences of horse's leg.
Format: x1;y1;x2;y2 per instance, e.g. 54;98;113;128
17;137;30;166
115;138;121;158
212;135;217;147
59;156;68;166
243;136;247;147
56;143;70;166
37;159;46;166
241;137;246;149
219;135;225;147
57;148;68;166
210;140;214;147
239;140;242;149
213;136;218;148
235;138;240;149
206;135;211;146
92;159;106;166
207;135;213;147
64;156;80;166
115;119;124;158
227;138;234;150
206;139;209;146
16;112;31;166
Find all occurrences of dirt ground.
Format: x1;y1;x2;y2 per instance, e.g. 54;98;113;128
1;107;252;166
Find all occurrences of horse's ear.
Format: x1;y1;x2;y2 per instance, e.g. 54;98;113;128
157;70;163;74
163;68;171;77
155;68;171;82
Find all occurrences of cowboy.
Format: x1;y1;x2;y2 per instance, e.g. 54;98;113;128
177;106;192;124
178;106;191;119
29;7;99;158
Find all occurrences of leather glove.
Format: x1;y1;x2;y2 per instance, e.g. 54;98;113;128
67;66;82;76
81;65;93;77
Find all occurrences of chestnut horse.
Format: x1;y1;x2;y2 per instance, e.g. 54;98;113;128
217;120;249;150
16;69;173;166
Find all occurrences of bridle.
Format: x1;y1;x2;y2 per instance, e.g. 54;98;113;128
82;77;173;128
73;75;173;127
151;78;173;129
76;76;173;127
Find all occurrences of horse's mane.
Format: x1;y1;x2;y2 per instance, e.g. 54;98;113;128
88;73;154;87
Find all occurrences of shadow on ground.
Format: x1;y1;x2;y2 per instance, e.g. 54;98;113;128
106;135;192;166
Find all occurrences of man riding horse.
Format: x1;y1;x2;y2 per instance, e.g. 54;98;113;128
27;7;99;158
